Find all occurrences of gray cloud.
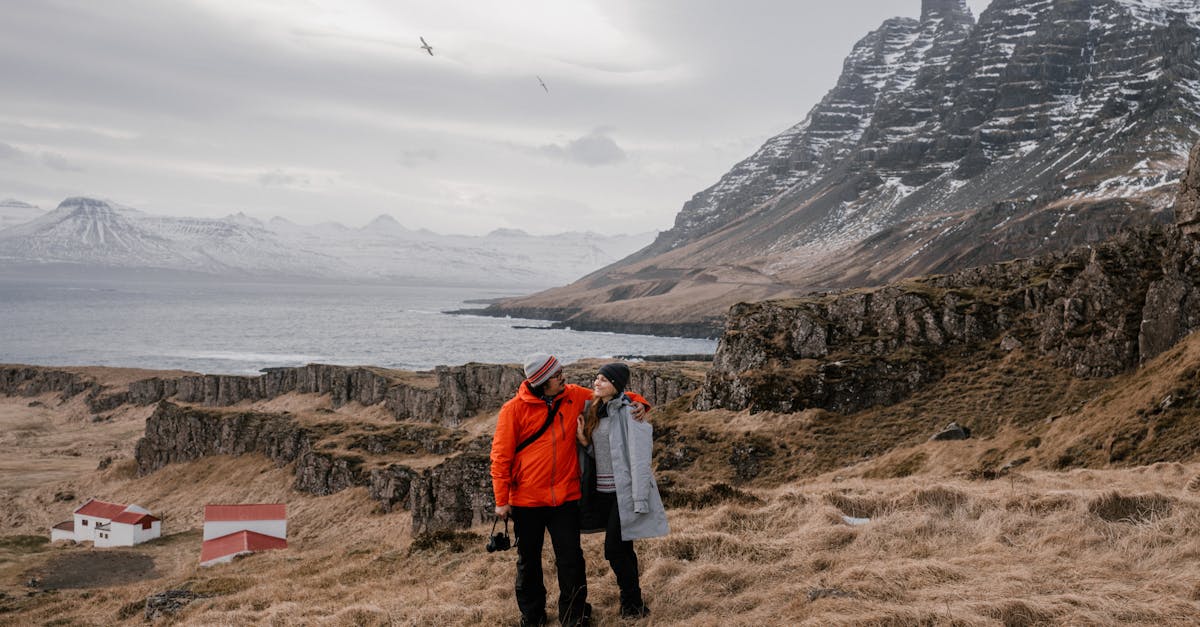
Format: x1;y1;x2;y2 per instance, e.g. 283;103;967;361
540;129;627;166
0;0;993;235
0;141;28;162
258;170;310;187
398;149;438;168
40;152;84;172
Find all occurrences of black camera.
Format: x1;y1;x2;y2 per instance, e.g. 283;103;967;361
487;518;512;552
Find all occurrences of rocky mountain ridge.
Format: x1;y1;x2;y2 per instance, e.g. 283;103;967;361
698;140;1200;414
486;0;1200;336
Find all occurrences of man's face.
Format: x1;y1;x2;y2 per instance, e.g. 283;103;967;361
542;371;565;397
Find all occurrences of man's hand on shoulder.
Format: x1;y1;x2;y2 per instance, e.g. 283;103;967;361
631;402;651;423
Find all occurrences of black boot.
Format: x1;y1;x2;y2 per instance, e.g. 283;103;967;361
520;611;548;627
619;601;649;619
559;602;591;626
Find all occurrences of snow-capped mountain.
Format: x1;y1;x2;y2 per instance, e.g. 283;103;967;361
489;0;1200;335
0;197;349;277
0;199;44;231
0;197;656;286
263;214;654;286
648;0;1200;274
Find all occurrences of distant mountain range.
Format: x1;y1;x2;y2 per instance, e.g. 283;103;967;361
0;199;43;231
486;0;1200;336
0;197;655;287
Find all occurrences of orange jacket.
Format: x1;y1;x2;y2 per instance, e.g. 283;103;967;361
491;382;648;508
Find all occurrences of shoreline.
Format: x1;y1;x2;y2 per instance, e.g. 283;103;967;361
446;305;723;340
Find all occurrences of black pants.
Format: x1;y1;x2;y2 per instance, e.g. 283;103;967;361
511;501;588;624
596;491;643;608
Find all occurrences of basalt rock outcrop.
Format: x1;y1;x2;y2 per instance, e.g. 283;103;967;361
133;401;491;532
0;366;127;412
134;402;316;476
128;363;509;425
1178;141;1200;238
698;141;1200;414
126;361;702;424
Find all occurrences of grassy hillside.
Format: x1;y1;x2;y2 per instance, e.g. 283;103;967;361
4;338;1200;624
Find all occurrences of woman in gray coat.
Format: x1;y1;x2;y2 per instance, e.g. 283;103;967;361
576;362;669;620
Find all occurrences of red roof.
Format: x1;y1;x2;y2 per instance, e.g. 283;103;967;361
76;499;128;520
204;504;286;522
112;512;160;525
200;530;288;564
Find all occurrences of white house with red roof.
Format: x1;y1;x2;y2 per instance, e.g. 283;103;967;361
200;504;287;567
50;498;161;547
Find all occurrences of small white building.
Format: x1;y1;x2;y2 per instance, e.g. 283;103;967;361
200;503;287;567
50;498;161;546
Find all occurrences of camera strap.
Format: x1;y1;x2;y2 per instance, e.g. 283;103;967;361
490;517;509;537
514;398;563;455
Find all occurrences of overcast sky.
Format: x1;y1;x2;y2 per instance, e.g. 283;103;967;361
1;0;990;235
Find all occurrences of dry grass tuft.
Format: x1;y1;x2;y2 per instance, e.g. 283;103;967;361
653;531;788;564
823;492;889;518
660;481;763;509
408;530;481;554
905;485;971;516
863;451;928;479
975;598;1057;626
1087;491;1174;523
189;576;253;596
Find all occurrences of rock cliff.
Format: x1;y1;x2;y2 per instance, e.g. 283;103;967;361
126;361;702;425
698;141;1200;414
133;401;491;532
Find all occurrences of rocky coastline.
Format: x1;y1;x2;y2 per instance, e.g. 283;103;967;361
447;305;723;339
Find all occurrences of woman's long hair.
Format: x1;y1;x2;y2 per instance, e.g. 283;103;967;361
583;394;612;443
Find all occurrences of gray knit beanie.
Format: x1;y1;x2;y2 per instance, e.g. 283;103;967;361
524;353;561;387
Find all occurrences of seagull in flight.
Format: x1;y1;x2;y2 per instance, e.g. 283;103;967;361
537;76;549;92
419;37;434;56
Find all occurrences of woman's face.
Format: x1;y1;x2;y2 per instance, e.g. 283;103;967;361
593;373;617;400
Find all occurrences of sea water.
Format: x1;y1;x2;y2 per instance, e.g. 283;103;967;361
0;278;717;375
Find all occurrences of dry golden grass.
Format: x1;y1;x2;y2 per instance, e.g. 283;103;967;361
5;442;1200;625
6;341;1200;625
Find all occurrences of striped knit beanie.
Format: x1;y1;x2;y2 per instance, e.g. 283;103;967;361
524;353;561;387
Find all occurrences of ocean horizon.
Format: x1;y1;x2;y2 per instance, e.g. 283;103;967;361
0;277;717;375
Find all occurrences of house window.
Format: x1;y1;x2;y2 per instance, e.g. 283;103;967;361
142;520;152;530
81;519;88;526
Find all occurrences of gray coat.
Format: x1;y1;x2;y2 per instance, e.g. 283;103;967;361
585;395;670;541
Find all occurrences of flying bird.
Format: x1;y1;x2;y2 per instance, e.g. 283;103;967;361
420;37;434;56
537;76;549;92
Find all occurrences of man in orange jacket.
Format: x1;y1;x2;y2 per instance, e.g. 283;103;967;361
491;353;648;627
